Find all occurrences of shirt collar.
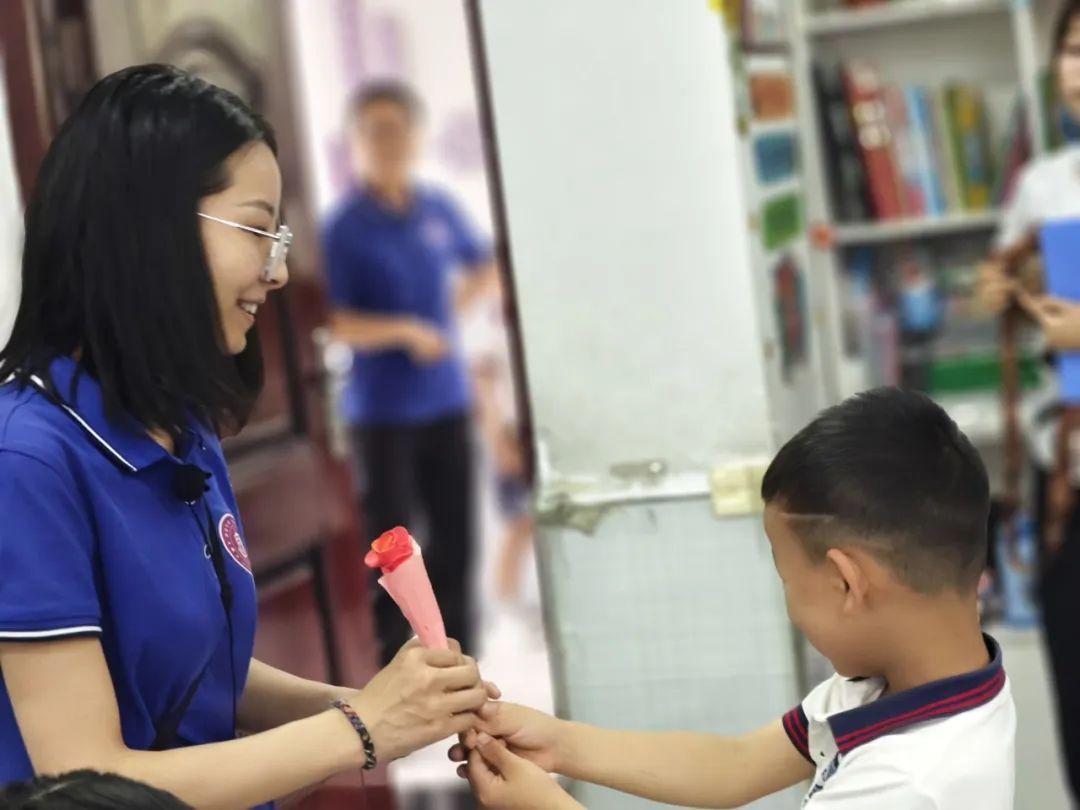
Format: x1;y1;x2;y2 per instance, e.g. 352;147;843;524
30;356;189;473
353;183;423;221
826;633;1006;755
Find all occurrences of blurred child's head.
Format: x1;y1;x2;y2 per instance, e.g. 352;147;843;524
0;771;190;809
761;388;989;677
1054;1;1080;120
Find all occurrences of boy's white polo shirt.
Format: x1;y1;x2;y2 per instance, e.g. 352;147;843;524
782;635;1015;809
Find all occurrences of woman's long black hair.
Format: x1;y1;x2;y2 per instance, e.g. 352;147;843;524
0;63;277;439
1055;0;1080;59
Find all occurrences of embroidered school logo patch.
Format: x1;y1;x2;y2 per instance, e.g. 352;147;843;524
423;217;452;251
218;514;252;574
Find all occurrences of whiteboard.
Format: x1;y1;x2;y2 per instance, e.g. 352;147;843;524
475;0;774;482
539;503;803;810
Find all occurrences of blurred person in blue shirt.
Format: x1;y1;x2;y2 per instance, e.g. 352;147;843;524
323;82;498;665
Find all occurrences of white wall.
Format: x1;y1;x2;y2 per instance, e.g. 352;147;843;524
477;0;774;478
285;0;352;218
0;62;21;349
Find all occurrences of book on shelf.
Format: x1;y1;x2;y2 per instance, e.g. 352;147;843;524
883;84;924;216
813;63;873;221
905;85;948;217
944;85;995;211
843;61;906;220
839;247;900;392
928;85;963;214
815;60;1019;225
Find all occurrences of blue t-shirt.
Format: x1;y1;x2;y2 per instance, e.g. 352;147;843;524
322;185;492;426
0;357;258;791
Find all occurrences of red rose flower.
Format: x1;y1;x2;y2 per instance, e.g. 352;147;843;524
364;526;415;573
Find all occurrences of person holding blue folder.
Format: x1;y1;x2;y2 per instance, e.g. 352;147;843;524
1020;292;1080;350
978;2;1080;800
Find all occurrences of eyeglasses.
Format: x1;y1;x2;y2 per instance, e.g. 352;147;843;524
197;212;293;283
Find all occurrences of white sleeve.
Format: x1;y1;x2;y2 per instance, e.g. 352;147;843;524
804;763;937;810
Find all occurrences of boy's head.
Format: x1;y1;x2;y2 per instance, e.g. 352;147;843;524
761;388;989;677
0;771;190;809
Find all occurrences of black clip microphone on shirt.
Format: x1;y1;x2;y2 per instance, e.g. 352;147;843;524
173;464;211;504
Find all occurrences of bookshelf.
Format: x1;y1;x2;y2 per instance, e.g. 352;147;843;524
833;210;1001;245
728;40;830;439
805;0;1010;36
788;0;1053;446
749;117;798;138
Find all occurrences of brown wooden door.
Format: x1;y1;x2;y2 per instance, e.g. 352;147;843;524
1;2;391;807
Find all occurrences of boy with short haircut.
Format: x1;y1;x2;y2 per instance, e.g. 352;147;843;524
452;387;1015;809
0;770;191;809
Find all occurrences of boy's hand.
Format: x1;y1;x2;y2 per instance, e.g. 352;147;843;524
448;702;565;774
468;738;583;810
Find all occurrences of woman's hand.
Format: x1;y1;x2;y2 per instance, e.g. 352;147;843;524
1018;292;1080;350
468;738;584;810
347;639;491;763
975;259;1014;315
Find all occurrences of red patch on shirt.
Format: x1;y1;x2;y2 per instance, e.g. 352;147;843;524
218;514;251;574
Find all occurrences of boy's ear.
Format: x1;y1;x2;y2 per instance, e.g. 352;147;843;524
825;547;870;610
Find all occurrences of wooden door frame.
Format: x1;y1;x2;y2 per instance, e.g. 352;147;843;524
1;0;50;202
462;0;537;486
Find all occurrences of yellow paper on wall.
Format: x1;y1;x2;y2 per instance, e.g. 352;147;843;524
712;0;740;31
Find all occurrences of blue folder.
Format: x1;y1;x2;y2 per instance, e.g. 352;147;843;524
1041;219;1080;403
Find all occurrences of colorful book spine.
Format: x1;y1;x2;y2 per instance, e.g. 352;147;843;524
844;61;905;220
883;83;924;216
929;86;962;213
946;84;994;211
813;63;871;222
905;85;947;217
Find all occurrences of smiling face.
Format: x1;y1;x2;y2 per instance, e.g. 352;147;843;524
197;141;288;354
763;502;884;678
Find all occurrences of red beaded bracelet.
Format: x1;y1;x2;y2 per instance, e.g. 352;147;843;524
331;699;377;770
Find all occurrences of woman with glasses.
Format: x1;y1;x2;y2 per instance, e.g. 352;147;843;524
0;64;492;809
